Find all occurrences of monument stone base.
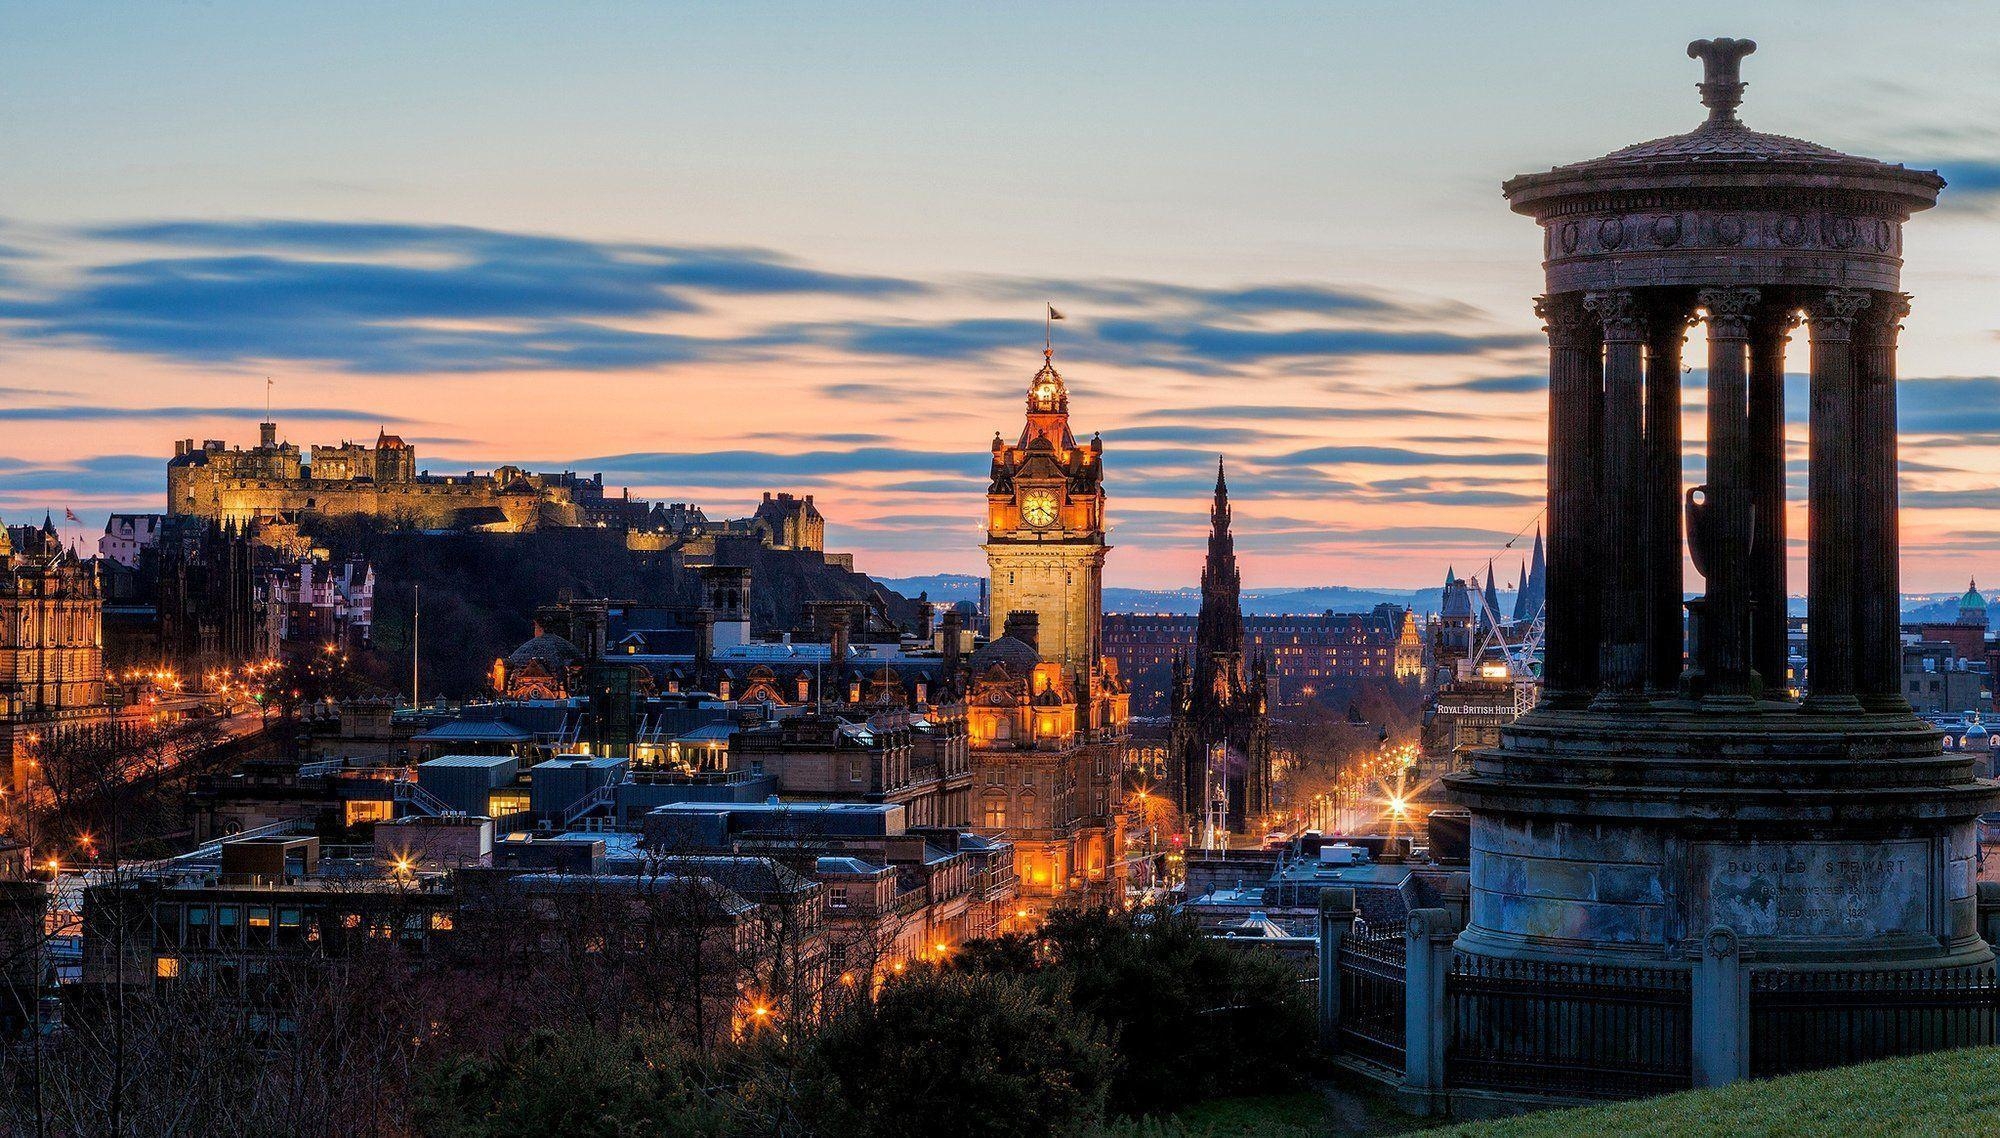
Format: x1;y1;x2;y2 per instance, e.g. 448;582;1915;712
1448;703;1995;975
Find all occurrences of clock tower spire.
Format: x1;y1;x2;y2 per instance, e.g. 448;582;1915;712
1021;349;1076;449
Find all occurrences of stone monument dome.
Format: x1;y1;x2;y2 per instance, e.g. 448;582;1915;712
1505;38;1942;297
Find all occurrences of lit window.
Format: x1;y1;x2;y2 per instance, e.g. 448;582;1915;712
155;956;180;979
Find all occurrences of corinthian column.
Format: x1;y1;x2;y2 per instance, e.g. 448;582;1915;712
1747;306;1798;695
1586;290;1647;703
1854;292;1912;712
1693;287;1759;703
1538;293;1602;705
1644;299;1693;692
1803;289;1870;712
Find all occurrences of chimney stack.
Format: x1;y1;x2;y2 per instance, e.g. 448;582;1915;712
692;609;714;676
700;566;752;649
831;613;851;674
1004;610;1040;652
941;609;963;674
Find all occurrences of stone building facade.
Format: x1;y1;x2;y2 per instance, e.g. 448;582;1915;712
1105;606;1421;714
0;517;109;788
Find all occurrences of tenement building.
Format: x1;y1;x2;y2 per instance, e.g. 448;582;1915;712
973;348;1129;911
0;516;109;788
1166;462;1272;836
1432;39;1996;1099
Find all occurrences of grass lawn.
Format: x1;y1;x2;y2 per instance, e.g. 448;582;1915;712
1415;1047;2000;1138
1156;1090;1342;1136
1109;1078;1419;1136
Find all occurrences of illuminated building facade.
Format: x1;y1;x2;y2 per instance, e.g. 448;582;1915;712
972;349;1129;909
0;516;109;788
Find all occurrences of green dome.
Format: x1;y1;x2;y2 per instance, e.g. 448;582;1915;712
1961;580;1985;610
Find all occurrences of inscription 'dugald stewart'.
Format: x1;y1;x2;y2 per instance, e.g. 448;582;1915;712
1700;840;1931;940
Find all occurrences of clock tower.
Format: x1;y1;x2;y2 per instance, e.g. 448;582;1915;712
983;348;1107;679
970;342;1128;914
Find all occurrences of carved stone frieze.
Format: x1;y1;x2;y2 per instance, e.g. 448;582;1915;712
1546;209;1901;262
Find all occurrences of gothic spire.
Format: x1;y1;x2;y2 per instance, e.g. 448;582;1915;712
1522;526;1547;622
1193;458;1245;697
1210;457;1231;533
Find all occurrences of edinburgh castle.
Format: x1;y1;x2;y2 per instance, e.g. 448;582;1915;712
165;420;837;567
167;420;616;532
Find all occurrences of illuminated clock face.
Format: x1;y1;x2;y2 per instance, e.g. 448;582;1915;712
1021;490;1060;528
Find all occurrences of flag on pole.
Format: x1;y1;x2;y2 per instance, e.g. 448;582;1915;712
1047;304;1066;321
64;508;81;523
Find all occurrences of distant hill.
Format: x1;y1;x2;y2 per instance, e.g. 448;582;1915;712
876;574;1514;617
881;574;1977;623
877;573;985;606
1903;597;1996;624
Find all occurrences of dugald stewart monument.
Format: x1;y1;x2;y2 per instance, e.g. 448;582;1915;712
1433;37;1998;1100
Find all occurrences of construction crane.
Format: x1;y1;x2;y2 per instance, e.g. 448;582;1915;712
1467;571;1545;717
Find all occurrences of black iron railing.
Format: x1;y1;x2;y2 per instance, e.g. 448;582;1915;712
1749;965;2000;1077
1445;954;1693;1099
1338;919;1407;1071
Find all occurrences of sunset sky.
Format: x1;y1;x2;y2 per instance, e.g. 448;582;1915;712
2;3;1997;591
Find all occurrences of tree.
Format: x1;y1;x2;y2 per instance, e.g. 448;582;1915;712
414;1027;739;1138
23;713;227;859
956;907;1316;1115
798;969;1115;1138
